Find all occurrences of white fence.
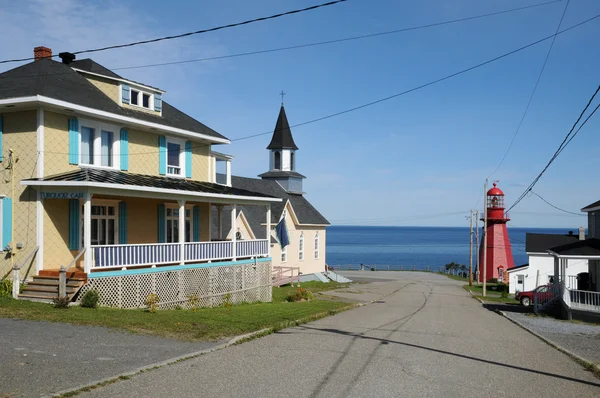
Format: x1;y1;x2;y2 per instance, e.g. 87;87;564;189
91;239;269;270
77;260;273;309
568;289;600;313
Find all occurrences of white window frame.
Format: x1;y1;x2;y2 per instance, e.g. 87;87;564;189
128;87;154;111
314;232;319;259
165;204;193;243
166;136;186;178
298;232;304;261
281;245;287;263
79;118;121;170
81;199;119;247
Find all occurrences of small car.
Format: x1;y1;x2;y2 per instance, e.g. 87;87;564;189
515;284;555;307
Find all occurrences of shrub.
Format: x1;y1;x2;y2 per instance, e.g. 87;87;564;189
222;293;233;308
144;293;160;313
53;296;70;309
287;287;314;302
0;279;12;297
188;294;200;312
80;289;100;309
501;290;509;299
488;278;499;284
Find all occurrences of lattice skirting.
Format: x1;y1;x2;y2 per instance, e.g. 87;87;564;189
76;261;273;309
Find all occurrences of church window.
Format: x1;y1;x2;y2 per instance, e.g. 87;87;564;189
314;232;319;259
299;232;304;260
274;151;281;170
290;152;295;171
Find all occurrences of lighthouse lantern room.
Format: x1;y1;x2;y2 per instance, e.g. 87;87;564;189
479;182;515;283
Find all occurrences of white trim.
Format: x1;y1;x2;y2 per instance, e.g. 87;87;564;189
79;118;121;170
22;180;282;204
83;191;92;273
0;96;230;144
36;108;44;272
37;108;44;178
210;151;234;160
71;68;166;94
128;87;155;112
165;136;186;177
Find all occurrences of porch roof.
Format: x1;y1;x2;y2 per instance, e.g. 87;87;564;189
22;168;282;205
547;238;600;259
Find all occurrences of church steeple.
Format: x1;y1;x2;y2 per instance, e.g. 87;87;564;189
259;103;306;194
266;105;298;150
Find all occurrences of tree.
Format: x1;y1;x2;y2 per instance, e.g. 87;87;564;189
460;265;467;277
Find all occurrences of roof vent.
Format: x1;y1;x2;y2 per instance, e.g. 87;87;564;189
33;46;52;61
59;52;76;65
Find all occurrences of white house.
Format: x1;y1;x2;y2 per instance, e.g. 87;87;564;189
508;229;588;294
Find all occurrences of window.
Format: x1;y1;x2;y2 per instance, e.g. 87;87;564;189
290;152;295;171
314;232;319;259
129;88;153;110
281;245;287;262
81;203;117;246
236;231;243;240
166;207;191;243
80;120;120;169
274;151;281;170
131;89;139;106
299;232;304;260
142;93;150;108
167;141;182;176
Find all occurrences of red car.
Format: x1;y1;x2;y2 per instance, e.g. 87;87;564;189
515;284;555;307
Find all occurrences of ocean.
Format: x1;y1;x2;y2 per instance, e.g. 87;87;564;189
326;225;572;270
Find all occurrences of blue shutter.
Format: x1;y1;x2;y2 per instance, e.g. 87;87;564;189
157;204;166;243
119;202;128;244
0;115;3;163
185;141;192;178
158;136;167;175
68;199;80;250
122;84;130;103
120;128;129;171
154;94;162;112
1;197;12;250
68;118;79;165
193;206;200;242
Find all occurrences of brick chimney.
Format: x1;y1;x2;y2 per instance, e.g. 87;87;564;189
34;46;52;61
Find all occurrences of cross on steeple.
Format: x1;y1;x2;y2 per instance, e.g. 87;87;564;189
279;90;286;105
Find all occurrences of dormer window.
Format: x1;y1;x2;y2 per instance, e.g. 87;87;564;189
121;84;162;112
130;89;153;110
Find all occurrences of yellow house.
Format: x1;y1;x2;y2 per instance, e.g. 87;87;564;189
0;47;280;307
211;105;330;282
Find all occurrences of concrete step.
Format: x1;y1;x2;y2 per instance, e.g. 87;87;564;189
313;272;330;283
326;271;353;283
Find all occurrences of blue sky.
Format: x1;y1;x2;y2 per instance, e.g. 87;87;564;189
1;0;599;228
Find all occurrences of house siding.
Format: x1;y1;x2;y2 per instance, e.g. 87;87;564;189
508;254;588;294
0;111;38;278
43;199;75;269
45;110;79;176
84;75;119;103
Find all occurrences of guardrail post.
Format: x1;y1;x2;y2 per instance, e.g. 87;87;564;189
12;267;20;299
58;266;66;299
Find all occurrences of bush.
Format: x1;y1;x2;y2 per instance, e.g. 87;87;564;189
222;293;233;308
188;294;200;312
80;289;100;308
501;290;509;299
488;278;499;284
144;293;160;313
0;279;12;297
53;296;70;309
287;287;314;302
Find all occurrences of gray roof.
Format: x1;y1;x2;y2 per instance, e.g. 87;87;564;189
23;168;275;199
211;175;329;240
526;233;584;253
0;58;227;141
257;170;306;179
70;58;163;91
266;105;298;150
550;238;600;256
581;200;600;212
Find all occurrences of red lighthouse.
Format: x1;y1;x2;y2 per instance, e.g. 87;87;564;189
479;182;515;283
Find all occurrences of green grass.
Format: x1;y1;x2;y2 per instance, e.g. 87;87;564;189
0;282;351;342
462;284;517;304
439;273;469;282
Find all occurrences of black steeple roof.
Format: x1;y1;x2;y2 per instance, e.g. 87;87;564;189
266;105;298;150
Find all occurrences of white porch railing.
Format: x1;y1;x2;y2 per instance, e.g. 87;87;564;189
568;289;600;313
92;239;269;269
236;239;269;258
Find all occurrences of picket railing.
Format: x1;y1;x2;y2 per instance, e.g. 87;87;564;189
185;241;232;262
568;289;600;313
236;239;269;258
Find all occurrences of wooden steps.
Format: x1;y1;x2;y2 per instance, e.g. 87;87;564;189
18;274;87;303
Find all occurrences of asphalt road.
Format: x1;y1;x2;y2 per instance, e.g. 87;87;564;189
83;272;600;397
0;319;223;397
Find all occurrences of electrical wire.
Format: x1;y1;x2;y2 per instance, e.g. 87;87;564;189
507;86;600;212
0;0;349;65
530;191;583;216
489;0;570;177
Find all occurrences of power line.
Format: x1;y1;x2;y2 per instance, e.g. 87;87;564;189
0;0;349;65
507;85;600;212
530;191;583;216
0;0;564;80
36;13;600;160
489;0;570;176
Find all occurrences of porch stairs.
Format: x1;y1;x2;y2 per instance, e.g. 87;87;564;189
326;271;352;283
18;271;87;303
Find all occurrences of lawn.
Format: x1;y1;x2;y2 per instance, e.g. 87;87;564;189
462;284;517;304
0;281;352;341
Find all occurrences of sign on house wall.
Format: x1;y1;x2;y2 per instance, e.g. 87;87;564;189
40;192;84;199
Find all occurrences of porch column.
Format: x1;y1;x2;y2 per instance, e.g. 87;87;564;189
179;200;186;265
217;205;223;240
226;160;231;186
266;204;271;257
231;204;237;261
553;255;559;284
83;192;92;273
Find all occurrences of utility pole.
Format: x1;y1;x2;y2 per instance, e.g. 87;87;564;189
483;179;488;297
475;210;479;285
469;210;473;286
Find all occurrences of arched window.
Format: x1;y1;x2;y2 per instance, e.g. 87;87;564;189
299;232;304;260
314;232;319;259
235;231;243;240
274;151;281;170
281;245;287;262
290;152;295;171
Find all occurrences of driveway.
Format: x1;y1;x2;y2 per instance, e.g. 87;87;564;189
82;272;600;397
